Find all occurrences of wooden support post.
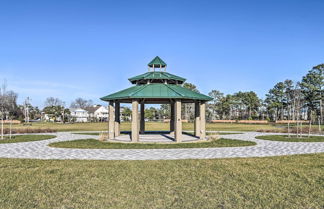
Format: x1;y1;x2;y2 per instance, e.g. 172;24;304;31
174;100;182;142
170;101;175;134
200;102;206;140
131;100;139;142
194;101;201;137
114;101;120;137
140;102;145;134
108;101;115;139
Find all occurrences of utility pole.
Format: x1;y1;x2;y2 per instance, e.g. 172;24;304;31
24;97;30;124
0;85;5;140
316;99;322;134
320;99;323;131
318;116;321;134
1;110;3;140
62;102;66;124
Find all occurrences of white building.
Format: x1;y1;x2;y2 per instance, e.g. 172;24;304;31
85;105;108;122
70;108;89;122
69;105;108;122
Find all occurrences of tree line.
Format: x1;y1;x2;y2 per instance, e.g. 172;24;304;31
112;64;323;124
206;64;323;123
0;63;323;124
0;90;95;123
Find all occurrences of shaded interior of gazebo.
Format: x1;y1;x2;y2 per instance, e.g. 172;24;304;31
100;56;212;142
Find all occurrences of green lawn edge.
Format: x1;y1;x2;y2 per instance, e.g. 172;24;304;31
256;135;324;142
73;132;101;136
0;153;323;208
49;138;256;149
0;135;56;144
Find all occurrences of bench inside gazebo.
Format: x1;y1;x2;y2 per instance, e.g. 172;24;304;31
100;56;212;142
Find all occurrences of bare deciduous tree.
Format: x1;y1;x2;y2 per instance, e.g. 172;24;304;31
44;97;63;107
70;98;93;109
0;81;18;139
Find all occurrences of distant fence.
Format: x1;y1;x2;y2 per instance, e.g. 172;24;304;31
163;119;189;123
1;120;21;124
210;120;311;124
150;119;303;124
238;120;269;124
211;120;268;124
275;120;310;124
210;120;236;123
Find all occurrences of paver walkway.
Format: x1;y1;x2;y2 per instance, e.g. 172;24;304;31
0;132;323;160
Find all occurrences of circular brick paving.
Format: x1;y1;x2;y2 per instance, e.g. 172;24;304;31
0;132;323;160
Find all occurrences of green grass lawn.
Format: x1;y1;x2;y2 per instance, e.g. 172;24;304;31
49;138;256;149
256;135;324;142
73;132;102;135
4;122;283;132
207;132;243;135
0;154;323;208
0;135;56;144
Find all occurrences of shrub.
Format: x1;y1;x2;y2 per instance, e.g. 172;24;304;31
99;132;108;141
257;127;322;134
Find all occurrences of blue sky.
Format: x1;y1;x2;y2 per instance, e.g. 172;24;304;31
0;0;323;108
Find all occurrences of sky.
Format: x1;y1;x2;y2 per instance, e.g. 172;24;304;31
0;0;324;108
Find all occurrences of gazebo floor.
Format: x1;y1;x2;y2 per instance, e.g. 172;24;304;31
111;132;200;143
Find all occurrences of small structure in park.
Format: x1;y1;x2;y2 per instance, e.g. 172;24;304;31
100;56;212;142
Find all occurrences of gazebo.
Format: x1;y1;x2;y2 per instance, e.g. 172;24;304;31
100;56;212;142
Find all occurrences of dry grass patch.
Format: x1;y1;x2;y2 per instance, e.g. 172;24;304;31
1;128;56;134
4;122;284;132
0;135;56;144
256;135;324;142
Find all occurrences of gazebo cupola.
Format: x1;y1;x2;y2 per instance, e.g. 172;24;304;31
100;56;212;143
129;56;186;85
148;56;167;71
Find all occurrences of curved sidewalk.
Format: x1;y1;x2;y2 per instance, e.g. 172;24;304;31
0;132;324;160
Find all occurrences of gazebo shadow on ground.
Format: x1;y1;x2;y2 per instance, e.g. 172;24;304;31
113;131;200;143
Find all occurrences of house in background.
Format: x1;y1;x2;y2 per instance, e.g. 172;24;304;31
42;105;126;123
69;105;108;122
70;108;89;122
42;113;62;122
85;105;108;122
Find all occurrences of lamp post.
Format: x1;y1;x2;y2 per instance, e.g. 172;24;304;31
24;97;30;124
315;100;322;133
61;102;66;124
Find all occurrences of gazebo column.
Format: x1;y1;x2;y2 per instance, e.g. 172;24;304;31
194;101;201;137
114;101;120;137
108;101;115;139
170;101;175;134
174;100;182;142
140;102;145;134
131;100;139;142
200;102;206;140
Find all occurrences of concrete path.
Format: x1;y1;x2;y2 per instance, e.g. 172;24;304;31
0;132;323;160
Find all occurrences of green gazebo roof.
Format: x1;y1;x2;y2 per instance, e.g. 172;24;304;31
128;71;186;84
100;56;212;103
100;83;212;103
148;56;167;68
